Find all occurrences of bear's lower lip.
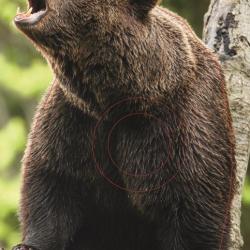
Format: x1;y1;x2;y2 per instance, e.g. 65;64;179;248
15;10;47;26
14;0;47;27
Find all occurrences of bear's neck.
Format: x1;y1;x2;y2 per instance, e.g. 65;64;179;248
46;24;166;117
49;50;130;117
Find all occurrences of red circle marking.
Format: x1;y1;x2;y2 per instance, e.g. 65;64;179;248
91;96;178;193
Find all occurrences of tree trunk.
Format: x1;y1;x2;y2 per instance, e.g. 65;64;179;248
203;0;250;249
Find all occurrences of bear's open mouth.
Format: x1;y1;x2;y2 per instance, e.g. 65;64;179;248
15;0;47;26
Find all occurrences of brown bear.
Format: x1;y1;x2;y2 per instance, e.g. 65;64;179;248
13;0;236;250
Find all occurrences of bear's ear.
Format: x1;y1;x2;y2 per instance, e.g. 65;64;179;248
130;0;159;15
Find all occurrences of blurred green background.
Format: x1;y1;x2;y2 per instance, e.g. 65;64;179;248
0;0;249;249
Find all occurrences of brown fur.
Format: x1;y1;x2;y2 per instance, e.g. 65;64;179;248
13;1;236;250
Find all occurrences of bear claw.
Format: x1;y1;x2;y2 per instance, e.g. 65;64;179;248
12;244;35;250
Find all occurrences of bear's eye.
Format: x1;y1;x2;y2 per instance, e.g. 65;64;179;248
29;0;46;14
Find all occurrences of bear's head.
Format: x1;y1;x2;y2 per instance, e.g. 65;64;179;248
14;0;159;58
14;0;173;110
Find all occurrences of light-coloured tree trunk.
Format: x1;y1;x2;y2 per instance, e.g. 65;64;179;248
203;0;250;249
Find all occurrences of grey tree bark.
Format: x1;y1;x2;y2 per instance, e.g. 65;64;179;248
203;0;250;249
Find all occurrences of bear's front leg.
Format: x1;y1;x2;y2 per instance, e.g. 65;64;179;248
114;109;233;250
14;167;88;250
13;83;97;250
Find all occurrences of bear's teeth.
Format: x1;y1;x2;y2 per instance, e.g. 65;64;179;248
16;7;21;15
26;7;33;17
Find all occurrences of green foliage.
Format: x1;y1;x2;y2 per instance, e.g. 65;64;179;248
0;0;249;249
0;118;26;171
0;55;50;97
162;0;210;36
0;177;21;248
243;177;250;205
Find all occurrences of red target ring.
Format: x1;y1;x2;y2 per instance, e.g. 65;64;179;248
91;97;178;193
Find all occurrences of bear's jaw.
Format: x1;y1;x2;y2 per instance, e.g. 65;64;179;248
15;0;47;27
